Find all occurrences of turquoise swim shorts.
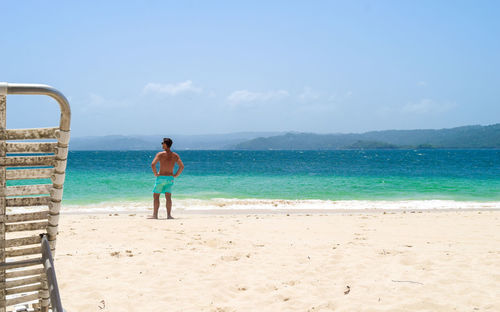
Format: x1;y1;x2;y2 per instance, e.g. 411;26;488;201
153;176;174;194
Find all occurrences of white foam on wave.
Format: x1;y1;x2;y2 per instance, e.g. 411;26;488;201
57;198;500;213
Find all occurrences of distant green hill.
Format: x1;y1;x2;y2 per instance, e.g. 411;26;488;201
233;124;500;150
69;124;500;150
70;132;282;150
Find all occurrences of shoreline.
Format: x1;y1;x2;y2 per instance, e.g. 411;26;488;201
57;198;500;214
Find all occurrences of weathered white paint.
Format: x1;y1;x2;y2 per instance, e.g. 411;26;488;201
3;236;42;248
55;130;70;145
51;173;65;186
54;160;67;172
48;214;59;228
5;246;42;258
5;142;57;153
6;292;40;307
5;268;43;279
6;168;54;180
2;276;40;289
54;146;68;159
5;211;49;223
0;259;42;270
0;155;56;167
1;127;58;140
46;226;58;238
6;221;48;233
48;202;61;214
5;185;51;197
5;284;41;295
6;197;51;207
49;187;63;202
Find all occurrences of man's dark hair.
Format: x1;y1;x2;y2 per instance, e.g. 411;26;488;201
163;137;173;148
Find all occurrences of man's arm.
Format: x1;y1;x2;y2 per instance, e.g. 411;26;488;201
151;153;161;176
174;156;184;178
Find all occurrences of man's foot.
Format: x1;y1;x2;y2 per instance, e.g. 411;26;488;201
167;215;174;219
147;215;158;219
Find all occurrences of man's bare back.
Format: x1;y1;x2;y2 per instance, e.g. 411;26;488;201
154;151;180;176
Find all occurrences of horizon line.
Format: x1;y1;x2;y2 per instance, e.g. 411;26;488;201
70;122;499;138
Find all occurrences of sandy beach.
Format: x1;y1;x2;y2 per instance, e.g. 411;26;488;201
51;209;500;311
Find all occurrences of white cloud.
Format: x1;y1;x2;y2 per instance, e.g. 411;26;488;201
227;89;289;104
143;80;202;95
402;99;455;114
417;81;427;87
299;87;320;101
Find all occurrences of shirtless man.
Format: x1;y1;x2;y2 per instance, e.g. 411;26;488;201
150;138;184;219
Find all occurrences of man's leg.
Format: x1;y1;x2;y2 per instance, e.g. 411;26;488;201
150;193;160;219
165;192;173;219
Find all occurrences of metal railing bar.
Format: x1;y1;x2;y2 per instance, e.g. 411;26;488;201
40;235;64;312
4;84;71;131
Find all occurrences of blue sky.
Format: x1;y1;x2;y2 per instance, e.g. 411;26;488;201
1;1;499;137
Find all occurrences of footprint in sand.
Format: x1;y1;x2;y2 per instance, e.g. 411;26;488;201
204;239;219;248
283;280;299;286
221;255;240;261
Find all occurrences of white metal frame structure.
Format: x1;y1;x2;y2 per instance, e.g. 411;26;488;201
1;83;70;312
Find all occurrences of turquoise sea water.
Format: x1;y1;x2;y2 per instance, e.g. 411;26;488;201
44;150;500;206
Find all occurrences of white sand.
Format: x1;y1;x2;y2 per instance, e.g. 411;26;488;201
54;210;500;311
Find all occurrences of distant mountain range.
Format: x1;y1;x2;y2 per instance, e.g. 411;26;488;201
70;124;500;150
70;132;282;150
